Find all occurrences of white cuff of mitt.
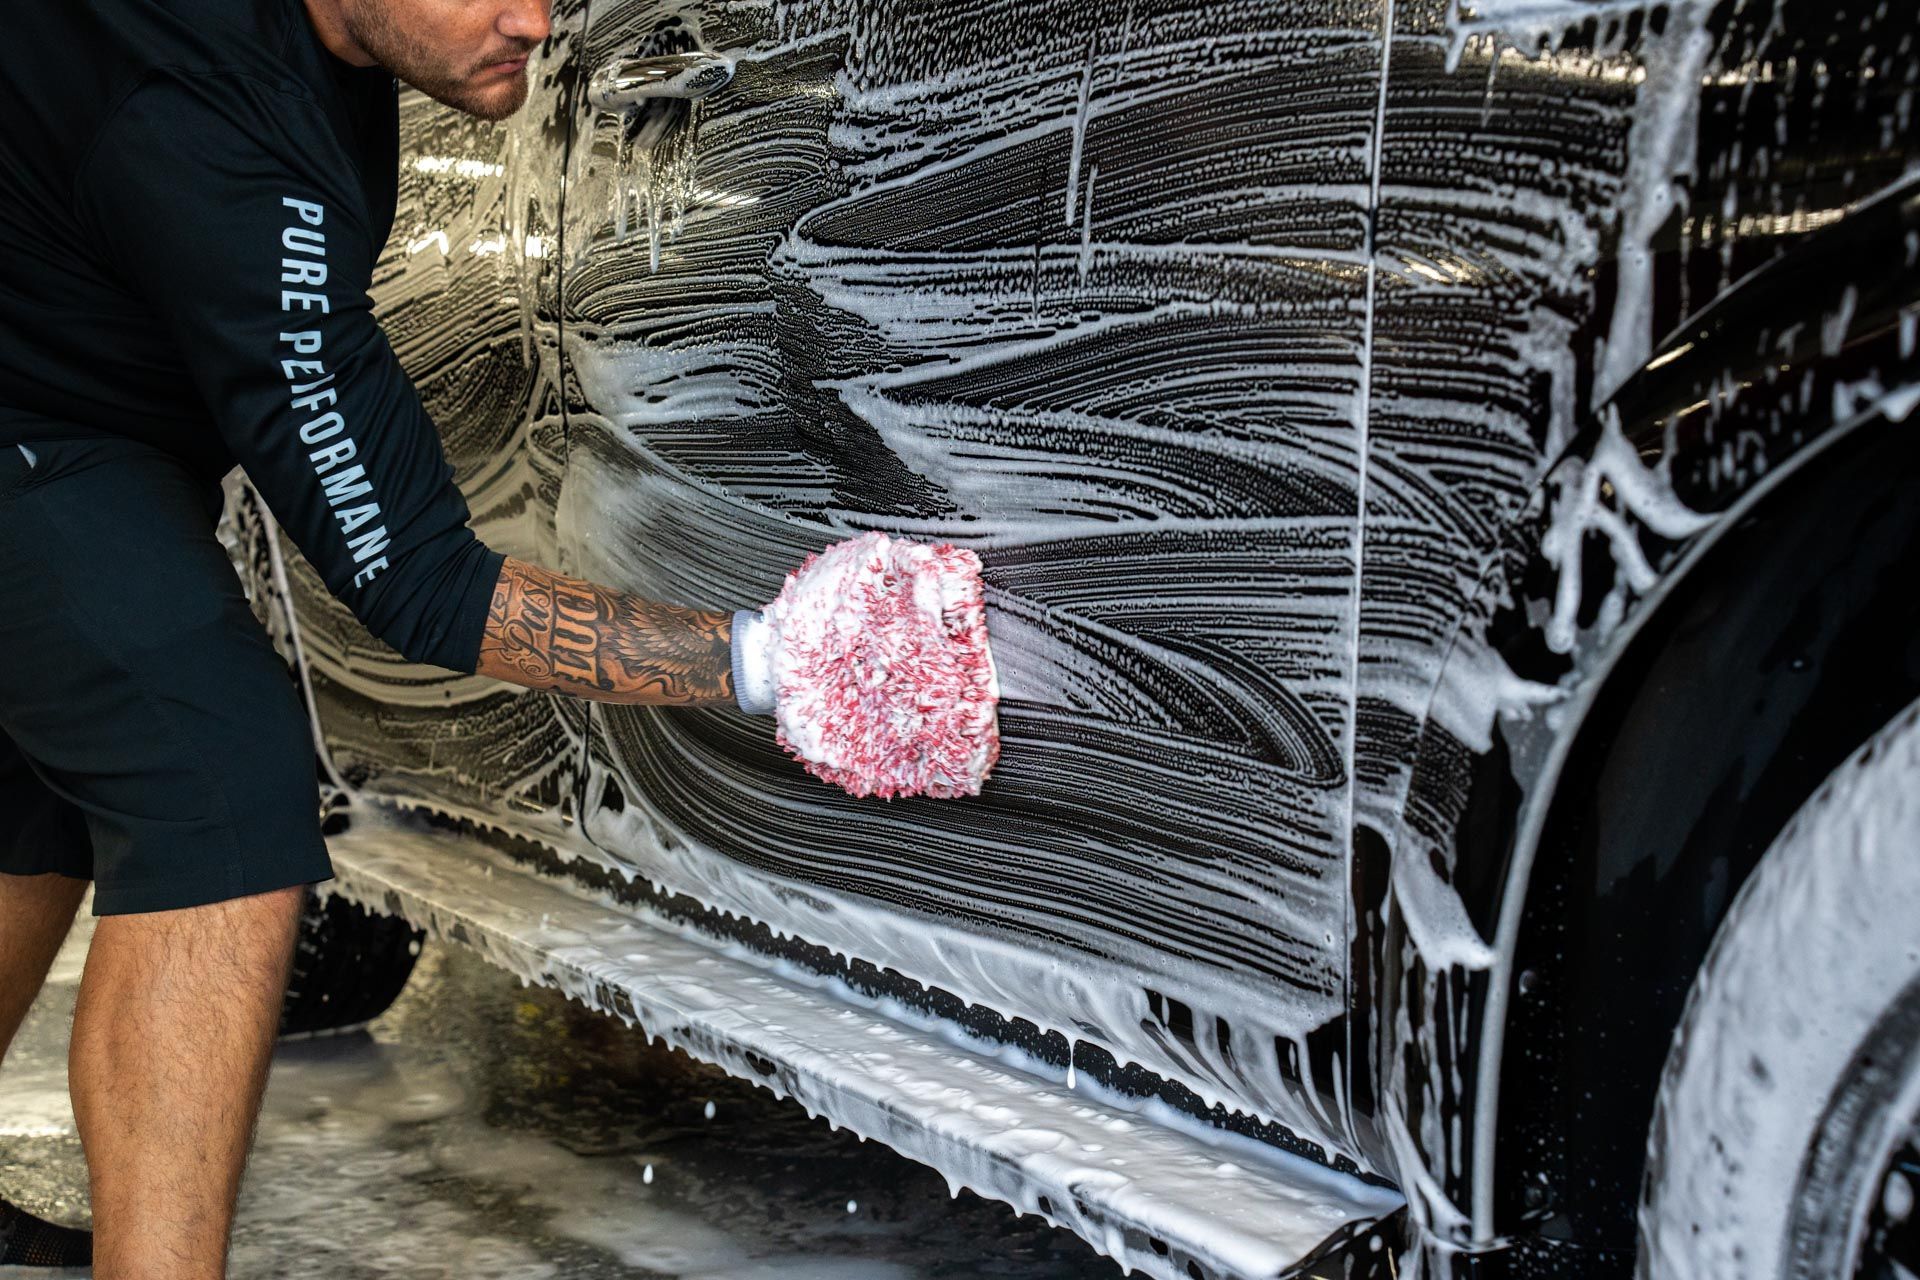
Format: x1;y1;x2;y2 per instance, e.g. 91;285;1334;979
731;609;777;716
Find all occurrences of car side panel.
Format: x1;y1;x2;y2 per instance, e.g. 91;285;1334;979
557;0;1378;1156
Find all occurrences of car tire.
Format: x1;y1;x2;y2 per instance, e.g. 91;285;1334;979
277;889;425;1039
1638;694;1920;1279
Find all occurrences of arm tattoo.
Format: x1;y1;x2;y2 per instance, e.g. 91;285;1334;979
476;557;734;705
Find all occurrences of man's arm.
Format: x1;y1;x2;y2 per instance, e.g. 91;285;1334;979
476;557;734;705
77;76;503;673
78;78;756;706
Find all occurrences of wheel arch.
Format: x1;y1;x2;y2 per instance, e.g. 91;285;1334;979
1478;392;1920;1254
1371;174;1920;1268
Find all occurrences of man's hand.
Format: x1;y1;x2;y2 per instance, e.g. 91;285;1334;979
475;557;735;705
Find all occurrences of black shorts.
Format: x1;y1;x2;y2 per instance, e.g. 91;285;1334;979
0;435;332;915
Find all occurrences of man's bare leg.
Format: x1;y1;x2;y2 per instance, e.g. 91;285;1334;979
0;871;89;1064
69;886;304;1280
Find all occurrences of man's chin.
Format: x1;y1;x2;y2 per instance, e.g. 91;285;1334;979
423;73;529;121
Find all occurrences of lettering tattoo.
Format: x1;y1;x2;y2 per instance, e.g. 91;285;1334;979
476;558;734;705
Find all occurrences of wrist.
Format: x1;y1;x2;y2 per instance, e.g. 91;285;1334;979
731;609;776;715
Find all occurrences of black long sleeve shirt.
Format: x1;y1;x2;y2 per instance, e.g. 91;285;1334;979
0;0;504;672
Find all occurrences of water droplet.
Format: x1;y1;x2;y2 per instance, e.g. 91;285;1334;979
643;1163;654;1184
846;1200;858;1215
703;1100;716;1121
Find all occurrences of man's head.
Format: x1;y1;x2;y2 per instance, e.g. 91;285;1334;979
309;0;553;121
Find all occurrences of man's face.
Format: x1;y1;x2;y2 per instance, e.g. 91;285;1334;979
340;0;552;121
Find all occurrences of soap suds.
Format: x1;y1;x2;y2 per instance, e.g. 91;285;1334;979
1539;410;1714;653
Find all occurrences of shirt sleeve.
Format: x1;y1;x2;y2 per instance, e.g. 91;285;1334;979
73;72;504;674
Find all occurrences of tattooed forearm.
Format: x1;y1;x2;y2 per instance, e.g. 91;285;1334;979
475;557;734;705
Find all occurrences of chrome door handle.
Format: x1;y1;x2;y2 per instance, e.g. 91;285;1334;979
587;52;733;110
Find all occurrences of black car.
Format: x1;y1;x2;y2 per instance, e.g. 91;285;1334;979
236;0;1920;1275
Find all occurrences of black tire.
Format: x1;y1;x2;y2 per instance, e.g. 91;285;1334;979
277;890;425;1038
1639;695;1920;1279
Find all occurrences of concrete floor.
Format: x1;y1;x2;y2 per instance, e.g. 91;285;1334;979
0;906;1131;1279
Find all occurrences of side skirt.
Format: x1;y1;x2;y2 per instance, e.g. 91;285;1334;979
323;808;1402;1280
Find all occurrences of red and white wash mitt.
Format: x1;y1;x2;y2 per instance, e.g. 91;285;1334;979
733;532;1000;799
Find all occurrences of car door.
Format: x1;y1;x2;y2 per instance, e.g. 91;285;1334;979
556;0;1386;1161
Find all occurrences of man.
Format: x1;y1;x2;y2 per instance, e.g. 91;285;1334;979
0;0;796;1274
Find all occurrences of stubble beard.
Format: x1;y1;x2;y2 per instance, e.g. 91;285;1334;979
340;1;532;121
